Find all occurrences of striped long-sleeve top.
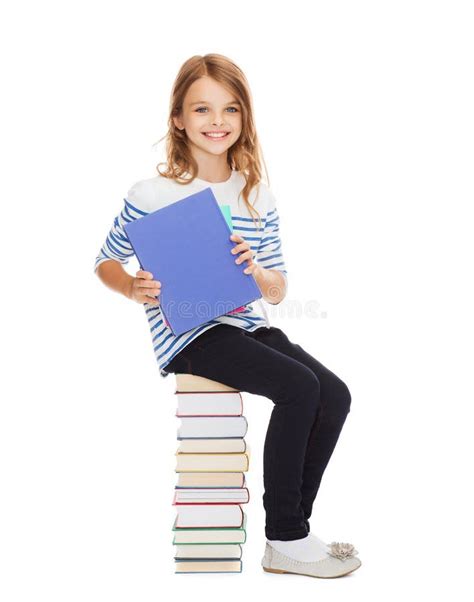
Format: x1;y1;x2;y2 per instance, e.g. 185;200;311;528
94;169;288;378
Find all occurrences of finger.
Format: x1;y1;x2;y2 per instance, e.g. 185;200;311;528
234;250;253;264
231;242;250;255
230;234;246;247
137;287;160;300
140;280;161;289
244;263;257;275
144;292;160;302
137;270;154;279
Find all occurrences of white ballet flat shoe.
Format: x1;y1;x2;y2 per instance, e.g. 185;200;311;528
261;541;362;578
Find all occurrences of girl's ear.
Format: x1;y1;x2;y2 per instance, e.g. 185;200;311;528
172;115;183;130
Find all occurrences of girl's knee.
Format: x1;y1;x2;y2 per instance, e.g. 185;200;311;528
268;363;320;420
332;378;352;415
284;366;321;414
289;364;320;398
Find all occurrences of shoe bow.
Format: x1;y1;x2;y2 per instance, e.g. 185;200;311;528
328;542;359;560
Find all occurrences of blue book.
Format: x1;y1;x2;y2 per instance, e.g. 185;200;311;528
123;187;262;336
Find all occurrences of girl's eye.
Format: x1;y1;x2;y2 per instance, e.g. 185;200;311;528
195;107;239;113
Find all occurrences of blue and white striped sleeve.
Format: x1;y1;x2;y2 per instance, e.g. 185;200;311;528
254;191;288;285
94;192;148;273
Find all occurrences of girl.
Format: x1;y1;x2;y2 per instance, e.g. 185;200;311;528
94;53;361;579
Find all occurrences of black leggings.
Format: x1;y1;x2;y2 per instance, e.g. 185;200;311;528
165;324;352;541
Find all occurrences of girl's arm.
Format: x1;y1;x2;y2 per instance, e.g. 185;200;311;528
96;260;161;306
254;267;287;305
94;191;148;300
230;233;288;305
253;190;289;304
96;259;134;299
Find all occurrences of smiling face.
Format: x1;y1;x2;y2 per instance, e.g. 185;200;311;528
173;76;243;162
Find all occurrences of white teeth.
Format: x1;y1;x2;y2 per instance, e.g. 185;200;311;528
204;132;228;138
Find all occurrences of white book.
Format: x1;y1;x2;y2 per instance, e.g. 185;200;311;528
176;391;243;416
177;415;248;439
175;504;243;528
174;544;242;559
177;438;246;453
174;487;249;503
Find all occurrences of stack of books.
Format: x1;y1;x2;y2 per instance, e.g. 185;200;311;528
172;373;250;574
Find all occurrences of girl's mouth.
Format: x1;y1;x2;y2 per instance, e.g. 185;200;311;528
202;132;230;140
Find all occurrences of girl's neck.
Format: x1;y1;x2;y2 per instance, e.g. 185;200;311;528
192;150;232;184
196;166;232;183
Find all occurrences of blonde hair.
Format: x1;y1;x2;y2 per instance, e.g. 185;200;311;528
154;53;269;232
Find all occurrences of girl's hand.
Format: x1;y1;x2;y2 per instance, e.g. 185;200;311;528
230;234;262;278
128;270;161;305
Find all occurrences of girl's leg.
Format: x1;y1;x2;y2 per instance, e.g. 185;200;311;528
164;324;321;540
245;326;352;532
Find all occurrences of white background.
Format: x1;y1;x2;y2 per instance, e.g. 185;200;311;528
1;0;473;599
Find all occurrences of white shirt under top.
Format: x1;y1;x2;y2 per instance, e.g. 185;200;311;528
94;169;288;378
